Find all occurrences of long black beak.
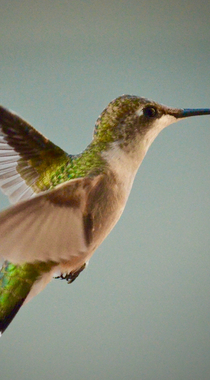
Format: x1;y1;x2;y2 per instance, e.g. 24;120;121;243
172;108;210;119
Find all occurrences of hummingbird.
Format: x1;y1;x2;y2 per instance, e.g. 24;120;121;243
0;95;209;335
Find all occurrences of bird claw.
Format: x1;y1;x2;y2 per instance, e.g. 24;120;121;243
55;263;86;284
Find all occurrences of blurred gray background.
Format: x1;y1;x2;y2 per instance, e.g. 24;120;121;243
0;0;210;379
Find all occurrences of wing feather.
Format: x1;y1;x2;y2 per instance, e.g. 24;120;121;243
0;176;99;264
0;106;69;204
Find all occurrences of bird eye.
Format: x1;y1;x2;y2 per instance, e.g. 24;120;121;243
143;106;157;118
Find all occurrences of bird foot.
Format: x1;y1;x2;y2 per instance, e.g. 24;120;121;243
55;263;86;284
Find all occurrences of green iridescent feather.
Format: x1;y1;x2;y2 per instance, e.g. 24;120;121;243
0;95;142;334
0;261;55;333
0;105;110;333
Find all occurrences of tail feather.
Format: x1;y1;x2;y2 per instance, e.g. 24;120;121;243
0;296;26;335
0;260;55;334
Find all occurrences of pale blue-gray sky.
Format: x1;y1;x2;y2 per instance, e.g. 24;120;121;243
0;1;210;379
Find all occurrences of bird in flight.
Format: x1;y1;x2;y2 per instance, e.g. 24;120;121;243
0;95;209;335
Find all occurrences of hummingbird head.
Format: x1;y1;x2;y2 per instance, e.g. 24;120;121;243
93;95;210;155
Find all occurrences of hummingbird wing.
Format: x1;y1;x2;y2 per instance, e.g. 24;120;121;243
0;175;102;264
0;106;69;204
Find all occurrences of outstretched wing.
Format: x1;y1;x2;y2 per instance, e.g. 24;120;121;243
0;106;69;204
0;176;101;264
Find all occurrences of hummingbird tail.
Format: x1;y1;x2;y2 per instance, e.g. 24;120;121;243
0;260;55;335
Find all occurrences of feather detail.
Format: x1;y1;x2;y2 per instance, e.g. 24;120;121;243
0;176;102;264
0;260;56;334
0;106;69;204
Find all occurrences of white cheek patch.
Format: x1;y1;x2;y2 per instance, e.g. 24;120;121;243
144;114;177;153
136;107;144;117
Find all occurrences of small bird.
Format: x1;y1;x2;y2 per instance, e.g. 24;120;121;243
0;95;209;335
